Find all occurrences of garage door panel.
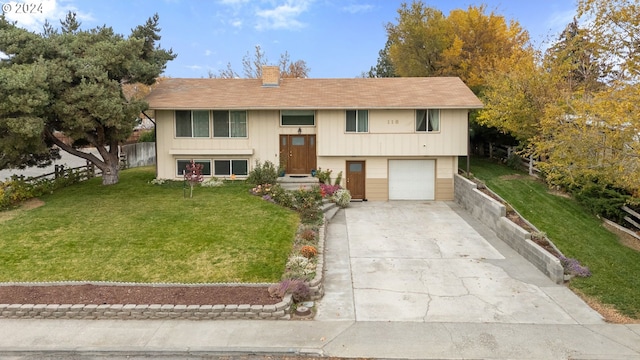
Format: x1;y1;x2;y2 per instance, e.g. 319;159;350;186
389;160;435;200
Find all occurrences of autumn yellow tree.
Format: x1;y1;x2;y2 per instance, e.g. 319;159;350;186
441;5;530;93
534;0;640;196
477;49;556;143
384;2;449;77
383;2;530;94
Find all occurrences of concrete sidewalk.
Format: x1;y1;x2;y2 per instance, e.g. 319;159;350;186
0;202;639;359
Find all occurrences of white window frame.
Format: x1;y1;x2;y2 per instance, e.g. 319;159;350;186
346;110;369;133
416;109;440;133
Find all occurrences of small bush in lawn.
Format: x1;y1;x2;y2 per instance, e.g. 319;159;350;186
149;178;167;185
247;160;278;186
300;245;318;259
183;160;204;198
201;177;224;187
332;189;351;208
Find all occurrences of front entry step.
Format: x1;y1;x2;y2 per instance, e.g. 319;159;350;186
277;175;319;191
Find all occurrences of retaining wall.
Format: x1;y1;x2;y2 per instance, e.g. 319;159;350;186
454;174;564;284
0;295;292;320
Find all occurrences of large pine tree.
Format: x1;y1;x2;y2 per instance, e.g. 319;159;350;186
0;13;175;185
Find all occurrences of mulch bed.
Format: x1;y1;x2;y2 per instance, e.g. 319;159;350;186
0;284;281;305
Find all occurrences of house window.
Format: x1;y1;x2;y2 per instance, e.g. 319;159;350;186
213;110;247;138
176;160;212;176
281;110;315;126
175;110;210;137
346;110;369;132
416;109;440;132
214;160;248;176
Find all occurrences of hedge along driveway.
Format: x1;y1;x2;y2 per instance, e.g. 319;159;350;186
469;157;640;319
0;167;299;284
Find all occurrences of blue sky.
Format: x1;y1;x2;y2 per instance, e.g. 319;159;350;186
3;0;577;78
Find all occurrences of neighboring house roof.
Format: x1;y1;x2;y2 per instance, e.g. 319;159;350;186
145;77;483;110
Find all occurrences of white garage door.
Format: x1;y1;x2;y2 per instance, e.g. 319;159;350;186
388;160;435;200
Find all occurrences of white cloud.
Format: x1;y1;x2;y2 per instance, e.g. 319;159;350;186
255;0;312;31
342;4;374;14
185;64;203;70
231;19;243;28
3;0;92;32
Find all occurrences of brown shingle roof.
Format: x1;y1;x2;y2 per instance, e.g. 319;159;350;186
145;77;483;110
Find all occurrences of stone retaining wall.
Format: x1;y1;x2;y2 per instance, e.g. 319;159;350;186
454;174;564;284
0;296;292;320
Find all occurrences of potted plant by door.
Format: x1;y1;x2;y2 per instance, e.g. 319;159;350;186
278;157;287;177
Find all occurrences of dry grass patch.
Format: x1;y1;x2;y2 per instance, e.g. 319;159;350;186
0;198;44;223
573;288;640;324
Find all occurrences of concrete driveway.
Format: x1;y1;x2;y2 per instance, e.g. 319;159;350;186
317;201;604;324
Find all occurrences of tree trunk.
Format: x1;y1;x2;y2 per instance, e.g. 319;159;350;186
101;159;120;185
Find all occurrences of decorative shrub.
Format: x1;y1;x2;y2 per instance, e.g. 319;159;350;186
268;279;311;303
300;245;318;259
247;160;278;186
559;255;592;278
183;160;204;198
332;189;351;208
292;187;323;224
572;182;629;223
137;130;155;143
284;255;316;280
201;177;224;187
319;183;341;197
0;171;86;210
270;185;294;208
314;167;332;184
299;228;317;243
149;178;167;185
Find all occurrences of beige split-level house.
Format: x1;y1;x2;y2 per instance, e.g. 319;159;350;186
145;66;483;201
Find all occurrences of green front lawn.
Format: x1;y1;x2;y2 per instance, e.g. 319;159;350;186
0;167;299;283
468;157;640;319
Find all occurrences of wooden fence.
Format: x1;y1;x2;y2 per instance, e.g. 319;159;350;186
483;143;541;177
622;205;640;230
13;161;101;185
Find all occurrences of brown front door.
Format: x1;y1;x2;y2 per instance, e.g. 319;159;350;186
280;135;316;174
346;161;365;200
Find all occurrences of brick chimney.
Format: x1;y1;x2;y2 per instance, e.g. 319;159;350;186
262;65;280;87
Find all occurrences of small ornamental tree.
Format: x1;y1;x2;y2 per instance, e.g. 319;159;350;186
183;160;204;198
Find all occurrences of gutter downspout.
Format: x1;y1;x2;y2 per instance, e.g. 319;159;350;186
467;111;471;177
141;111;158;178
